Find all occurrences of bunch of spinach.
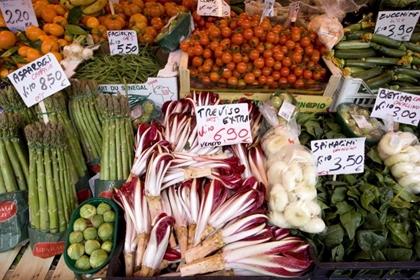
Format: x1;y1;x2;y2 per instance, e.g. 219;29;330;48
296;113;420;263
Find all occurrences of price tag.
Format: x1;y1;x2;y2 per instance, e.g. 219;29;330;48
197;0;230;17
351;115;372;129
107;30;139;55
371;88;420;126
109;0;119;2
289;1;301;23
0;0;38;32
374;10;420;41
262;0;275;18
195;104;252;147
311;137;365;175
278;100;295;122
7;53;70;108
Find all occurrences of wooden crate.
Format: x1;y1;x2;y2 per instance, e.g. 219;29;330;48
179;51;341;98
0;243;76;280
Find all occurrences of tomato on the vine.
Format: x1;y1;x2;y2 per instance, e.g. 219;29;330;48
236;62;248;73
243;29;254;40
253;58;265;69
280;67;290;77
300;36;311;47
244;73;256;84
303;69;313;80
231;33;244;45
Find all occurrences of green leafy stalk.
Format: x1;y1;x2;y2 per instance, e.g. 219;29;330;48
58;145;70;224
0;156;6;194
36;144;49;232
11;139;29;187
4;138;27;191
74;100;95;160
26;127;40;229
108;119;117;180
0;139;18;192
52;146;66;232
44;146;58;234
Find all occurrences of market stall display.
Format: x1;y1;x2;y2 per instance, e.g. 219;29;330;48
0;0;420;278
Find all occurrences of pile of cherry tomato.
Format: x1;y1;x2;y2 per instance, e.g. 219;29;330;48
180;12;330;89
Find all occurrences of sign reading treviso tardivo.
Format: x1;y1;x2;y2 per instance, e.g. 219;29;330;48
195;104;252;147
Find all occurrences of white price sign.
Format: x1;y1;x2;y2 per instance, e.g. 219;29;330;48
311;138;365;176
371;88;420;126
289;1;301;23
107;30;139;55
0;0;38;32
197;0;230;17
195;104;252;147
262;0;275;18
374;10;420;41
7;53;70;107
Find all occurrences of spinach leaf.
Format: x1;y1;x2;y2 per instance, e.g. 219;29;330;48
336;201;353;214
372;249;386;262
363;213;384;230
356;230;387;253
381;248;412;261
340;209;362;240
331;187;347;204
367;148;382;165
331;244;345;262
386;219;413;248
304;120;323;139
324;224;345;248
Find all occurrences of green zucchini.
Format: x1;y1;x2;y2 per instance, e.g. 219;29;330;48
403;42;420;53
394;67;420;79
350;67;367;74
410;33;420;43
230;6;243;14
335;40;371;50
364;71;393;89
371;43;407;58
391;81;416;87
395;87;420;94
411;57;420;65
334;48;377;59
352;66;383;79
364;57;400;66
345;31;369;41
369;33;403;49
393;73;419;84
344;59;377;69
343;22;375;33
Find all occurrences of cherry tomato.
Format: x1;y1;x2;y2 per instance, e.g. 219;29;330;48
221;52;232;64
291;31;301;42
287;74;297;83
210;72;220;82
293;67;303;77
236;62;248;74
265;32;276;43
271;70;281;81
203;49;212;59
263;49;273;58
279;77;288;84
273;51;284;61
294;78;305;88
265;57;275;68
192;56;203;67
305;45;314;56
273;61;282;70
244;73;256;84
202;63;212;73
193;45;203;56
243;28;254;40
292;53;302;63
300;36;311;47
285;40;296;50
249;49;260;61
226;62;236;71
232;33;244;45
222;68;232;79
261;66;272;76
280;67;290;77
253;57;265;69
303;69;313;80
252;68;262;78
258;75;267;85
228;76;238;86
232;53;242;63
282;57;292;67
254;26;264;38
180;41;190;52
209;26;221;38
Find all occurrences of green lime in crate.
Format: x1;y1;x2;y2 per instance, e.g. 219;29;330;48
64;197;119;275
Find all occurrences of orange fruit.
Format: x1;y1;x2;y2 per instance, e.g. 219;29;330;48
26;26;45;41
53;5;66;16
0;31;16;50
0;69;9;78
57;39;68;47
64;34;73;43
18;46;30;57
37;34;50;42
41;8;57;23
41;39;59;54
50;51;62;62
81;16;92;26
53;16;68;27
17;63;28;68
42;23;51;33
26;48;42;62
48;23;64;37
86;17;100;29
33;2;48;18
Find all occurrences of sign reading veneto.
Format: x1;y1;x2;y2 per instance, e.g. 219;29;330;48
107;30;139;55
374;10;420;41
0;0;38;32
195;104;252;147
311;138;365;175
7;53;70;108
371;88;420;126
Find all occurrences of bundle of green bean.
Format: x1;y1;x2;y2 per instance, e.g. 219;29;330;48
0;112;29;194
66;79;103;164
25;122;78;234
72;49;164;84
97;93;134;181
35;92;87;179
328;22;420;94
0;85;37;125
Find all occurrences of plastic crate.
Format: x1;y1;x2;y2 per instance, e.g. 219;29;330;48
324;58;377;112
310;247;420;280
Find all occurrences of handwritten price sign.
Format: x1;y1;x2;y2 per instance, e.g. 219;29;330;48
107;30;139;55
195;104;252;147
374;10;420;41
371;88;420;126
7;53;70;107
0;0;38;32
311;138;365;176
197;0;230;17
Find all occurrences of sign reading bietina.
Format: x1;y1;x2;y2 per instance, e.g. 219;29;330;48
195;104;252;147
374;10;420;41
371;88;420;126
0;0;38;32
7;53;70;107
311;137;365;176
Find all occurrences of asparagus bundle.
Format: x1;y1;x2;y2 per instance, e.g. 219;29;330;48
65;79;103;164
97;93;134;181
25;122;78;234
0;112;29;193
35;92;87;179
0;85;37;125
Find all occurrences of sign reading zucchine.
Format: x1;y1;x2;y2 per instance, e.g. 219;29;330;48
7;53;70;107
374;10;420;41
